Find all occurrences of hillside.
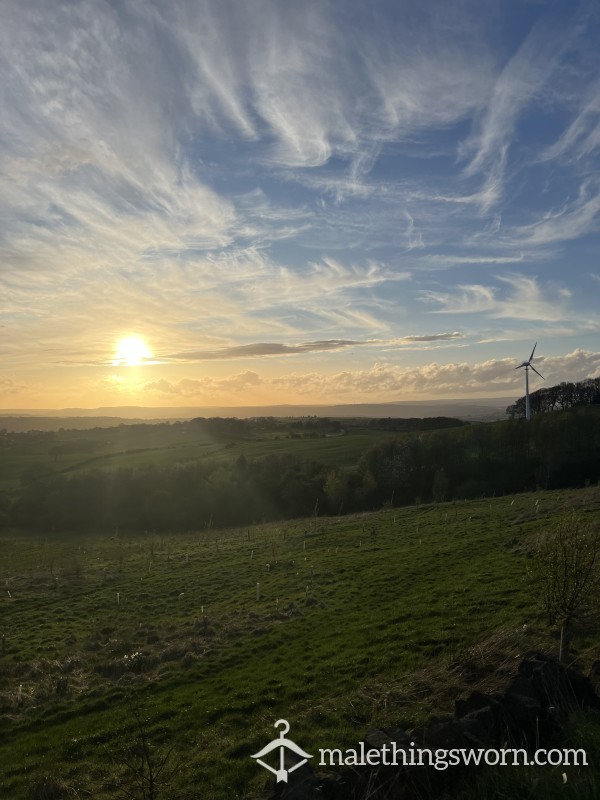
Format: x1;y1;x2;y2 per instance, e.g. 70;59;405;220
0;416;441;493
1;486;599;799
3;406;600;533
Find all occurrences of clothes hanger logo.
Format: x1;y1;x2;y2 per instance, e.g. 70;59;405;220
251;719;313;783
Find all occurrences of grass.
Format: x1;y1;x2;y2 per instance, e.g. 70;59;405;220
0;485;599;798
0;422;401;490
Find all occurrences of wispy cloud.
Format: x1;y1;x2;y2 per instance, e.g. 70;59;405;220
542;81;600;163
163;331;465;362
1;1;599;407
509;182;600;245
419;253;526;269
167;339;365;362
465;10;575;158
400;332;463;343
459;5;588;210
0;377;28;397
421;273;571;321
404;212;425;249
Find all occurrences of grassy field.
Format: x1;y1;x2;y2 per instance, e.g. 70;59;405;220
0;421;404;491
1;485;599;798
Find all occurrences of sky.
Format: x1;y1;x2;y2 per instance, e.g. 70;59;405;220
1;0;600;410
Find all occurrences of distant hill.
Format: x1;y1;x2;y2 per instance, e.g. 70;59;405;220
0;415;159;432
0;397;513;431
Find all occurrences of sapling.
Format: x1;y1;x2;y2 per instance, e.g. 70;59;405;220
109;697;179;800
530;511;600;662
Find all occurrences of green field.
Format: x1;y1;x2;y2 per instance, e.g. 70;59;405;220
0;420;404;491
1;485;599;798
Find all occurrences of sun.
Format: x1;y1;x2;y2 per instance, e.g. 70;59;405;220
113;336;153;366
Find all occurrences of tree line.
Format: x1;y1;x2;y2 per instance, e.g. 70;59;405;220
2;407;599;532
507;377;600;418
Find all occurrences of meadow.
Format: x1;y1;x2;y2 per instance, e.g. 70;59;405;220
0;417;410;492
1;484;599;799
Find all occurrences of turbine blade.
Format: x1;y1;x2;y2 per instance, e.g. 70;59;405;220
529;342;537;361
515;363;525;369
531;366;544;379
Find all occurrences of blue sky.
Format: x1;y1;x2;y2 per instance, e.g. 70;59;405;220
1;0;600;408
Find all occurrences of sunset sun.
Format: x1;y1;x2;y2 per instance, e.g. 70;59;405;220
113;336;153;366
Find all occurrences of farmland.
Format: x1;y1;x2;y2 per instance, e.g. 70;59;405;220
1;484;599;798
0;417;433;492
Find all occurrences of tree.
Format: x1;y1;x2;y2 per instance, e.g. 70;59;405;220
110;701;180;800
324;468;349;514
431;467;449;503
531;511;600;662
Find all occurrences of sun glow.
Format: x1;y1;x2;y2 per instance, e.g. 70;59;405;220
113;336;153;366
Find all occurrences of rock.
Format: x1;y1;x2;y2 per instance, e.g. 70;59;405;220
517;651;600;711
565;666;600;710
501;691;546;746
423;717;469;750
459;708;497;748
454;690;494;719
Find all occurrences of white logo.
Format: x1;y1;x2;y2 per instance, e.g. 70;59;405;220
251;719;313;783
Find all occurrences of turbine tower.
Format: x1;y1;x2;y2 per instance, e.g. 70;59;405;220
515;342;544;421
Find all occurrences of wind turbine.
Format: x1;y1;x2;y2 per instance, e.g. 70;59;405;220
516;342;544;421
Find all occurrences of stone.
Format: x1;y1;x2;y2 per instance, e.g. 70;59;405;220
454;690;494;719
423;717;469;750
